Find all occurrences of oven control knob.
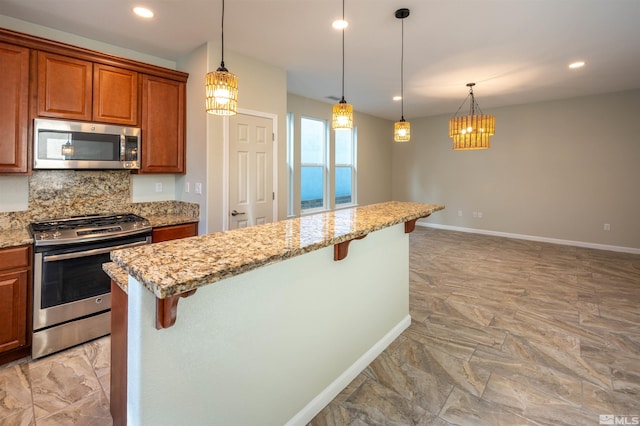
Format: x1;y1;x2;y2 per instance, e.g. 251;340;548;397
39;232;49;240
133;221;140;228
52;230;61;239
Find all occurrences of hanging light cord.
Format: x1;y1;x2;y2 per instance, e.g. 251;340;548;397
340;0;346;103
452;84;485;117
219;0;227;70
400;15;405;120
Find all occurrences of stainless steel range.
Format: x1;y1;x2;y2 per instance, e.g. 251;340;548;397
30;213;151;359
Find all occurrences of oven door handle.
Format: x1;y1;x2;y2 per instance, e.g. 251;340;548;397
43;240;149;262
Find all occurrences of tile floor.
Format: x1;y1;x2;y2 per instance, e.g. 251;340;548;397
1;228;639;425
310;228;640;425
0;337;111;425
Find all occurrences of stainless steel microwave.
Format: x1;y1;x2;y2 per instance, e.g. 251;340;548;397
33;118;141;170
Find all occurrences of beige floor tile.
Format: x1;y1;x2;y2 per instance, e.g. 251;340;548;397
2;228;638;425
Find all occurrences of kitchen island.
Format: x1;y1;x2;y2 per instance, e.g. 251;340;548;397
107;201;443;426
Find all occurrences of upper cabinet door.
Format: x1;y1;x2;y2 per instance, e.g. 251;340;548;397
93;64;139;125
0;42;29;174
140;75;186;174
37;51;92;121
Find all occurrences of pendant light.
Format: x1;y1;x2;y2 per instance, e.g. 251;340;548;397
449;83;495;150
394;8;410;142
205;0;238;116
331;0;353;130
61;134;74;157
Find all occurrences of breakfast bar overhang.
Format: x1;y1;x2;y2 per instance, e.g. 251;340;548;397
108;201;444;426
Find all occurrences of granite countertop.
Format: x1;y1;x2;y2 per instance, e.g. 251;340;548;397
0;213;198;249
0;227;34;249
145;214;199;228
103;261;129;292
110;201;445;299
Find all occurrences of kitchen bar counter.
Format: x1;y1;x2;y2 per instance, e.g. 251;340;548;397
110;201;444;299
113;200;444;426
103;261;129;292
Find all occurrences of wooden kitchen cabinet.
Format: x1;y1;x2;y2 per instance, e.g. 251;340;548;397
0;245;33;365
0;28;188;175
37;51;93;121
93;64;139;125
140;75;186;174
152;222;198;243
0;42;30;174
38;52;140;125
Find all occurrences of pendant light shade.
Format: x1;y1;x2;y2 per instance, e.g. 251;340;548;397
332;100;353;129
394;8;410;143
205;67;238;115
449;83;495;150
332;0;353;130
394;119;410;142
61;141;74;157
206;0;238;116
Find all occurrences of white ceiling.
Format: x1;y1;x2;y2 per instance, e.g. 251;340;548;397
2;0;639;120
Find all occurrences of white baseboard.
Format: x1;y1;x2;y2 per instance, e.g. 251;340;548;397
419;222;640;255
285;314;412;426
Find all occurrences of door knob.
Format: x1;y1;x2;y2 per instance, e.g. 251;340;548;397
231;210;246;216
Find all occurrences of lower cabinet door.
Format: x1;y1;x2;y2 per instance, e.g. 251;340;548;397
0;270;28;353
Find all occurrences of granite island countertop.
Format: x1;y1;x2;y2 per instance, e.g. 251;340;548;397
110;201;444;299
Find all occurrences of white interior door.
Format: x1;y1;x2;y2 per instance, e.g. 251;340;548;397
228;113;274;229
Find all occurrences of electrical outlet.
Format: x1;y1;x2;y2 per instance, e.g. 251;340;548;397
155;182;163;193
477;212;483;218
603;223;611;231
185;182;190;193
458;210;463;217
472;211;478;218
195;182;202;194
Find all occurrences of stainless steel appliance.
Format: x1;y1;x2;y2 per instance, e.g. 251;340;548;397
33;118;141;170
30;213;151;359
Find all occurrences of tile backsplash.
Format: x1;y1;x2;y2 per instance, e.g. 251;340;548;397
0;170;198;229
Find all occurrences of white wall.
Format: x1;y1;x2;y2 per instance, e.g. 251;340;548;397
175;44;208;233
287;94;393;217
0;176;28;212
392;89;640;250
205;45;288;232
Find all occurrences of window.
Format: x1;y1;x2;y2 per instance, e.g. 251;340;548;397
286;113;295;217
335;129;356;206
292;116;357;214
300;117;327;211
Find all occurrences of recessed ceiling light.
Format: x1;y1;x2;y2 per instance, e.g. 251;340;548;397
569;61;585;69
393;96;402;101
133;6;154;18
332;19;348;30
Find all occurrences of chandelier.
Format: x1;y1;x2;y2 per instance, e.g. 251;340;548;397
449;83;495;150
